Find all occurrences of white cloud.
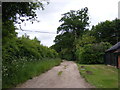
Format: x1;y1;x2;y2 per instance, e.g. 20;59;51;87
15;0;119;47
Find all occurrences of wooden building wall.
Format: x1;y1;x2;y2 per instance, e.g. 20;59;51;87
118;55;120;68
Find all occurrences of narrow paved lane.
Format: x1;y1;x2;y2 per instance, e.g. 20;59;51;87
17;61;94;88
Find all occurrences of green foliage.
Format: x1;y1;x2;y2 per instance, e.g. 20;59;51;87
2;36;59;88
2;2;45;45
2;2;44;23
60;48;74;60
52;7;90;60
53;9;119;63
91;19;120;45
3;58;61;88
3;35;58;60
52;32;75;60
57;7;89;38
2;20;17;45
76;42;112;64
2;2;60;88
75;32;96;48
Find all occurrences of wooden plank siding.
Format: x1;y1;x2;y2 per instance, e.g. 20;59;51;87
118;55;120;68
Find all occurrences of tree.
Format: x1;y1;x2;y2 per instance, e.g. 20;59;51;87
91;19;120;45
53;7;90;60
2;1;46;45
75;32;96;48
57;7;89;38
52;32;74;60
2;2;44;23
76;42;111;64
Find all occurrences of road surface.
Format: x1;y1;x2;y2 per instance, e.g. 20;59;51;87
17;61;94;88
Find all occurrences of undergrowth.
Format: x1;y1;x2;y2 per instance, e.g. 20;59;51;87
3;58;61;88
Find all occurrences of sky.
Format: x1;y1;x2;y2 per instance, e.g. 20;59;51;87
15;0;120;47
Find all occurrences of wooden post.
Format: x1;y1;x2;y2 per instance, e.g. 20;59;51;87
118;55;120;68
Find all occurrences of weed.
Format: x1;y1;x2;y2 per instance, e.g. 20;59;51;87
64;65;67;69
3;58;61;88
58;71;63;76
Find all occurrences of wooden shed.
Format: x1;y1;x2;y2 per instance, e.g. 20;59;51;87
105;42;120;68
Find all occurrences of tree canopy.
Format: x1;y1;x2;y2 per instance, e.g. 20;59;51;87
52;7;90;60
52;7;120;62
91;19;120;45
2;2;44;23
57;7;89;38
2;2;45;45
2;2;60;88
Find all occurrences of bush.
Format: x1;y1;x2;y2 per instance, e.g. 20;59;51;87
59;48;74;60
2;35;60;88
2;58;61;88
76;42;111;64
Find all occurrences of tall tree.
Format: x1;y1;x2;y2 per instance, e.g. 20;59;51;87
57;7;89;38
2;1;46;45
53;7;90;60
91;19;120;45
2;2;44;23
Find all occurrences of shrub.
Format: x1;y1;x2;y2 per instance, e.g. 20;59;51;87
76;42;111;64
2;35;60;88
2;58;61;88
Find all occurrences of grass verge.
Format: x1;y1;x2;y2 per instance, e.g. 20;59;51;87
3;58;61;88
77;64;118;88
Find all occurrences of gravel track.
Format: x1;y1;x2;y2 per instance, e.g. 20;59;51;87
17;61;94;88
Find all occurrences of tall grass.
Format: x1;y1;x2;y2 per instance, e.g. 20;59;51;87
2;58;61;88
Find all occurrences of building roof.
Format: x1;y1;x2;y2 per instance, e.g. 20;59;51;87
106;42;120;52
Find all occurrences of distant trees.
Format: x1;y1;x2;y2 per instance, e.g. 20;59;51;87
52;7;120;63
52;7;90;60
91;19;120;45
75;32;96;48
57;7;89;38
75;42;111;64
